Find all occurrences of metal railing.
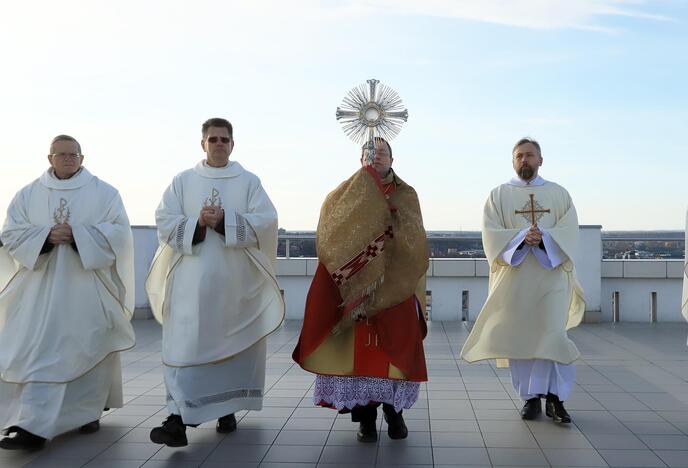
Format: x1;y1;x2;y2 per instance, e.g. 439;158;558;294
277;232;685;259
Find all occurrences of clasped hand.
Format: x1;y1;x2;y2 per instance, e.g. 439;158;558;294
199;206;224;229
49;223;73;245
524;225;543;247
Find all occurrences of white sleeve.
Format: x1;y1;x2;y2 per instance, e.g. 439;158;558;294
222;179;276;251
221;209;258;248
0;190;51;270
501;228;530;266
537;229;566;269
155;177;199;256
72;225;116;270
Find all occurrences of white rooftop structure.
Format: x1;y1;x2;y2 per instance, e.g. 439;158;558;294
131;226;685;323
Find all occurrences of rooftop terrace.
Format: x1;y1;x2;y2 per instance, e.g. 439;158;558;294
3;319;688;468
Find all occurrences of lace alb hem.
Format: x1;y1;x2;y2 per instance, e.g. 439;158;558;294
313;375;420;413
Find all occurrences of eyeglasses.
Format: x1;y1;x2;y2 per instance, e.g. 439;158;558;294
207;137;231;144
364;148;390;156
50;153;81;160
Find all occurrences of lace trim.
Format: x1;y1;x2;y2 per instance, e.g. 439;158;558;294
168;388;263;409
175;218;188;251
236;212;247;243
313;376;420;413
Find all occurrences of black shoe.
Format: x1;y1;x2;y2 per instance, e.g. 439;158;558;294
149;414;188;447
520;397;542;420
545;393;572;423
79;420;100;434
216;414;237;434
0;427;46;451
356;419;378;443
382;404;408;440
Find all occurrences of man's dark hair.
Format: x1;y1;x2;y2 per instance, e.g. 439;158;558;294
50;134;82;154
512;137;541;155
202;118;233;139
361;137;393;158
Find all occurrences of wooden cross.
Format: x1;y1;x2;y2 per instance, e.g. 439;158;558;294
515;194;550;227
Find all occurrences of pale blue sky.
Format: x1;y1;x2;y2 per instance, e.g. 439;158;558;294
0;0;686;230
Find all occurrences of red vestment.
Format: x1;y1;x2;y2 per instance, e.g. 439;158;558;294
293;175;428;382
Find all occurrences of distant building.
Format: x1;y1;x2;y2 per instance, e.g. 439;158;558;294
276;230;684;259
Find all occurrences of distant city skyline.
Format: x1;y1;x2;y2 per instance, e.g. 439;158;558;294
1;1;686;230
273;229;685;260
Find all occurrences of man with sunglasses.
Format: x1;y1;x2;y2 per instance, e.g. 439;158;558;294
0;135;135;450
293;137;429;442
146;118;284;447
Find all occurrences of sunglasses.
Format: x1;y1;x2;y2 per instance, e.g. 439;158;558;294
207;136;231;144
50;152;81;160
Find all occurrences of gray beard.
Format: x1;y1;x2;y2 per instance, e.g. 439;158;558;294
518;166;535;180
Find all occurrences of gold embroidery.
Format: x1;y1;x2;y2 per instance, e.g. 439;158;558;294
515;194;550;226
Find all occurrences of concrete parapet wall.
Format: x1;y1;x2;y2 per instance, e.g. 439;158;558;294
131;226;685;322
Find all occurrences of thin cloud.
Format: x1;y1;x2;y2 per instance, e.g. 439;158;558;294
327;0;672;31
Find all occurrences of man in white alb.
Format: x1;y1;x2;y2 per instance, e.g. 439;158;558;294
461;137;585;424
0;135;135;450
146;118;284;447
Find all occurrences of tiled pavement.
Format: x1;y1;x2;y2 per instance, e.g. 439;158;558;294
2;320;688;467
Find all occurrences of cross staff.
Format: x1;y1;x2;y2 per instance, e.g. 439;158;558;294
515;194;550;227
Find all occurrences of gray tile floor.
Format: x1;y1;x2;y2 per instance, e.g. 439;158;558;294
2;320;688;467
